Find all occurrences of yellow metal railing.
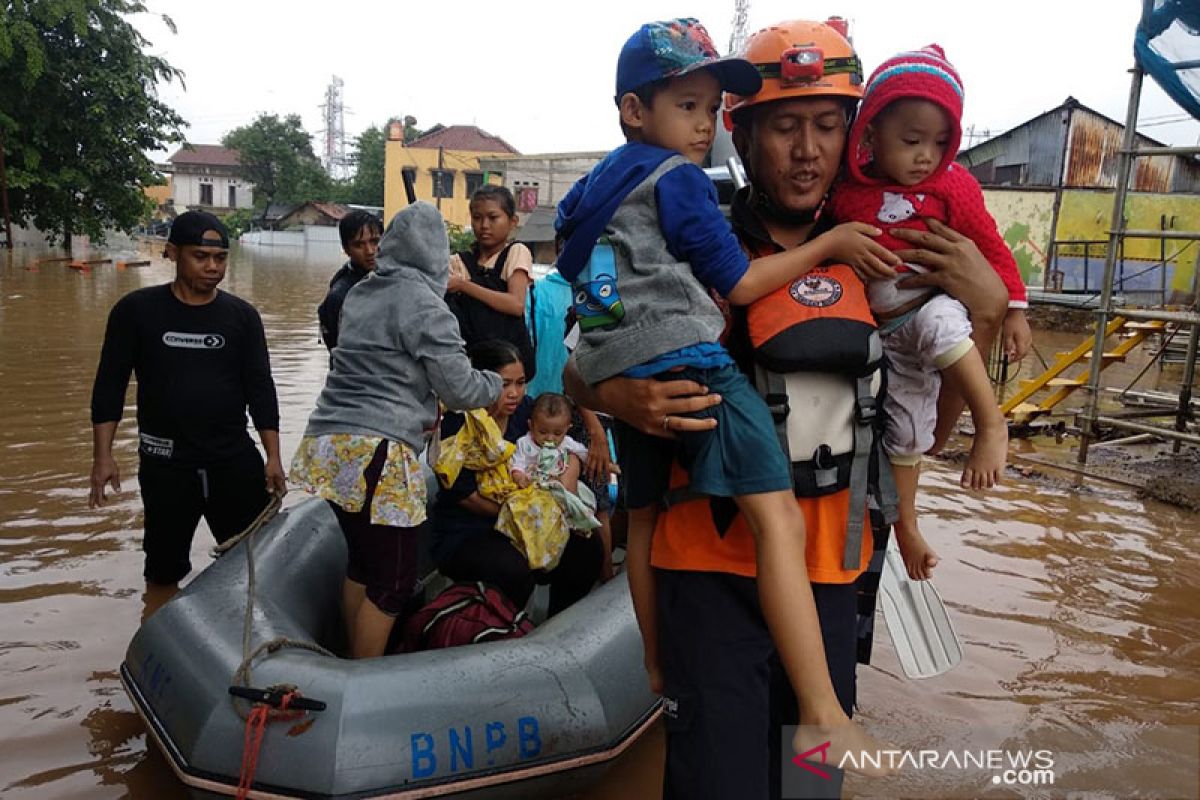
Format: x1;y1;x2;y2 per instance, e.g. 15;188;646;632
1001;316;1166;422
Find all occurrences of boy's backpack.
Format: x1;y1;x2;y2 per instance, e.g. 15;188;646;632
401;582;534;652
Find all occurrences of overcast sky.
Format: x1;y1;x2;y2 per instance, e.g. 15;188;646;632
134;0;1198;161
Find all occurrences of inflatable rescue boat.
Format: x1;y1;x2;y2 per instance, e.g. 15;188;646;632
121;497;660;798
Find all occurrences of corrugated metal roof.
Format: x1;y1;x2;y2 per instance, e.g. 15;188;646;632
1066;108;1174;191
262;202;297;221
406;125;519;154
957;99;1198;191
168;144;242;166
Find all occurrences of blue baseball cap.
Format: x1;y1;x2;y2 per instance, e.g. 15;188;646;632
615;18;762;104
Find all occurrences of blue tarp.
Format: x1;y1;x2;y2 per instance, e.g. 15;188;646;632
1135;0;1200;122
526;271;573;398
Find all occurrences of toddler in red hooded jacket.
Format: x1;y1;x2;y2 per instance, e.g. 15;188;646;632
830;45;1029;581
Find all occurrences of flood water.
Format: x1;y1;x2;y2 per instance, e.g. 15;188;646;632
1;241;1197;799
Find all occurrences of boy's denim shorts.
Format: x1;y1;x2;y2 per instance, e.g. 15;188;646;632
614;364;792;510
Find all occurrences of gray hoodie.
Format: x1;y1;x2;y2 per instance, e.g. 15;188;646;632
303;202;502;450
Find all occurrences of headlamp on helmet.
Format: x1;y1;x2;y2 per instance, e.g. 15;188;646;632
780;47;824;85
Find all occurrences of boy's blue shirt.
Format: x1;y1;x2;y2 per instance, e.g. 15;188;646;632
555;142;748;298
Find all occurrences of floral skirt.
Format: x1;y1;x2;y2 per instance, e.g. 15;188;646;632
289;434;427;527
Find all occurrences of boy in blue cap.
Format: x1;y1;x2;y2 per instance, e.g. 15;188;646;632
556;18;892;768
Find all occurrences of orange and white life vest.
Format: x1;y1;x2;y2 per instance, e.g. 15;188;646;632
747;262;878;376
746;259;897;569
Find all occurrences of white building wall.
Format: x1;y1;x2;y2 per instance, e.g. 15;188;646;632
240;230;305;247
241;226;340;247
304;226;340;244
171;171;254;211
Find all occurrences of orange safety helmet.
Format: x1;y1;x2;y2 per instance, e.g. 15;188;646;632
725;18;864;126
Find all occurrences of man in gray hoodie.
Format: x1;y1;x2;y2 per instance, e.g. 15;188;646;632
292;202;502;658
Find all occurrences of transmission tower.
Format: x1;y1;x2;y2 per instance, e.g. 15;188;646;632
320;75;349;180
729;0;750;55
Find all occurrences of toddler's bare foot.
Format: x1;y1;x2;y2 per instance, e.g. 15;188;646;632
962;418;1007;490
894;521;939;581
793;718;894;778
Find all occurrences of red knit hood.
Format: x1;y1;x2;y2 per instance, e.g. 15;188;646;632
847;44;964;185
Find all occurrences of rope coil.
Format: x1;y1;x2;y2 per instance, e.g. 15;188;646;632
220;493;334;798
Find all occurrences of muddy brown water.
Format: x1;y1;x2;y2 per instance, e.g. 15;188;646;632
1;243;1197;799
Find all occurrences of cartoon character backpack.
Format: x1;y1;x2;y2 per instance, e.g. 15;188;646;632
570;236;624;331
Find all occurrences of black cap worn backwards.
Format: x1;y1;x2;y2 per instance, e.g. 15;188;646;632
168;210;229;249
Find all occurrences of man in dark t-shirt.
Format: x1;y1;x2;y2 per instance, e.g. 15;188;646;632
89;211;285;588
317;210;383;351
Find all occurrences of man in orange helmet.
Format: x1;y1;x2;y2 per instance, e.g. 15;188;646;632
567;18;1007;799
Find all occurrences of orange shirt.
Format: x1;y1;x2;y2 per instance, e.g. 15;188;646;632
650;465;872;584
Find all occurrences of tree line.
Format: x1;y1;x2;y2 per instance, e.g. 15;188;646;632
0;0;413;247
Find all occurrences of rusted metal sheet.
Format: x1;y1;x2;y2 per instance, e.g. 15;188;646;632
1065;109;1174;191
1132;157;1172;192
962;103;1200;192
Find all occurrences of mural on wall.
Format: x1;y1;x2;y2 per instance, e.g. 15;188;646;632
1057;191;1200;296
981;190;1055;289
980;188;1200;297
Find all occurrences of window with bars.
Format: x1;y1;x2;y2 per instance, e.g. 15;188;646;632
464;172;485;197
431;169;455;198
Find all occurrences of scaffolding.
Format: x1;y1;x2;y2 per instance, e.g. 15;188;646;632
1077;0;1200;462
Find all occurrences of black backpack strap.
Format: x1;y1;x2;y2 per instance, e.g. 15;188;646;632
459;244;516;289
754;365;792;466
457;247;481;280
855;511;890;665
527;267;538;350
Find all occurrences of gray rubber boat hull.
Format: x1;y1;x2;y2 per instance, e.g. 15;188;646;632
121;498;660;798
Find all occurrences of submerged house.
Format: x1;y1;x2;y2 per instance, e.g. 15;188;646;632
270;201;352;230
240;202;356;247
956;97;1200;300
164;145;255;215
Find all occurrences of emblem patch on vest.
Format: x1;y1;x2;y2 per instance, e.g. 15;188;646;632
789;274;843;307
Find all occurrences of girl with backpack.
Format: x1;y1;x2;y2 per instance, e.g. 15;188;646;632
446;186;538;381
